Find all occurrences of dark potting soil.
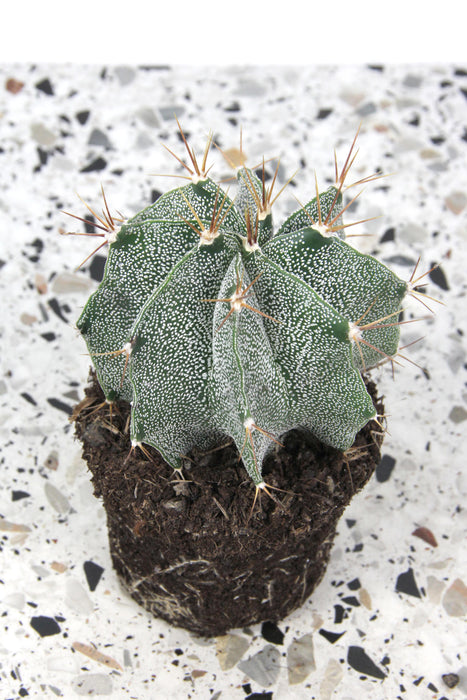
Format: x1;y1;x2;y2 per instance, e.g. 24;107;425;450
74;371;384;636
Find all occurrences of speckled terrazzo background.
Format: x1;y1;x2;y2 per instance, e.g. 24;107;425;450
0;63;466;700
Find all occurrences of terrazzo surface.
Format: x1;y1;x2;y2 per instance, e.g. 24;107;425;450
0;63;466;699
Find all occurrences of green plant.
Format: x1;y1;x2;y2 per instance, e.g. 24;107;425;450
64;125;427;490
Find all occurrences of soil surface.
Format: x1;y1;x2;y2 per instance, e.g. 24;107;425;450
74;371;384;636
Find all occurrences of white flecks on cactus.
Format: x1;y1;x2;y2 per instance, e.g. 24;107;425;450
70;130;411;485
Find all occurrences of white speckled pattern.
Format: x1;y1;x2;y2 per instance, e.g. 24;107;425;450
0;63;466;699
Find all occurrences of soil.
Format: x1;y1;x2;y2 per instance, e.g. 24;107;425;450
73;371;384;637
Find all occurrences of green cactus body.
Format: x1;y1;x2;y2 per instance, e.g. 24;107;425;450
75;137;408;486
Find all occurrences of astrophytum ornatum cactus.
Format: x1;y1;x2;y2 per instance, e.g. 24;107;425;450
67;127;422;488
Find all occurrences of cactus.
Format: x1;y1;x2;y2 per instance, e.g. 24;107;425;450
65;125;421;488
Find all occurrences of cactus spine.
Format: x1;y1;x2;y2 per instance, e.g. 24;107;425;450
69;126;412;486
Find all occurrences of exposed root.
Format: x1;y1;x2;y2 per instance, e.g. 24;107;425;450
196;440;234;456
212;497;229;520
247;479;296;522
342;453;356;495
69;395;116;424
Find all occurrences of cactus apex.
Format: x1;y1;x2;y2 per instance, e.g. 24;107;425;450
240;157;298;221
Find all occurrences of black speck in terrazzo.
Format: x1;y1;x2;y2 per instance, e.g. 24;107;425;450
346;518;356;528
376;454;396;483
35;147;48;171
224;101;241;112
319;629;345;644
255;167;271;182
429;263;449;290
18;688;29;697
427;682;439;692
80;157;107;173
380;227;395;243
76;110;90;125
176;126;190;142
151;189;162;203
12;490;30;501
48;298;70;323
341;596;360;607
348;578;361;591
245;693;273;700
459;87;467;102
41;332;56;342
408;114;420;127
89;255;106;282
261;620;284;645
334;604;347;624
396;568;422;598
24;238;44;263
317;108;333;119
442;672;459;688
347;646;387;680
47;398;73;416
35;78;54;96
80;215;96;234
368;64;384;72
84;560;104;591
20;392;37;406
30;615;61;637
